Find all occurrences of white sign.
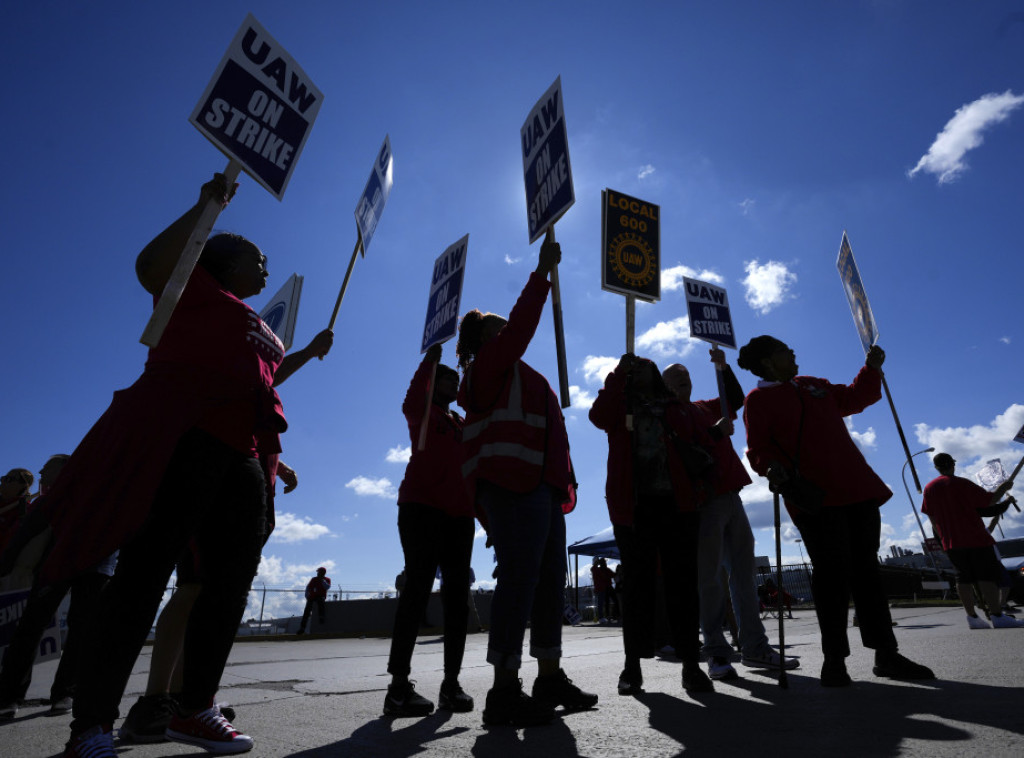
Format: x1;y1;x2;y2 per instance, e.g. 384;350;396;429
836;232;879;354
976;459;1009;489
682;277;736;349
190;14;323;199
521;77;574;243
421;235;469;352
258;273;304;351
355;136;395;255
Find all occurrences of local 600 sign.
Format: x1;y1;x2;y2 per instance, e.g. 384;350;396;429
190;14;323;199
601;189;660;302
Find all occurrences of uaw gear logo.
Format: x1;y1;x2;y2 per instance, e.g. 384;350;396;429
601;189;660;302
608;232;656;289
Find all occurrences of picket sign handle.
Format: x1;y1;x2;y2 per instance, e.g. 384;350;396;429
328;234;363;332
141;160;242;347
881;373;922;493
416;360;438;451
1007;454;1024;485
712;342;731;421
546;226;571;409
625;295;635;355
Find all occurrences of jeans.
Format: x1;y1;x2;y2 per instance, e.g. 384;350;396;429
70;428;266;731
792;501;897;659
697;491;769;658
479;481;566;670
387;503;474;678
299;598;326;631
613;495;701;664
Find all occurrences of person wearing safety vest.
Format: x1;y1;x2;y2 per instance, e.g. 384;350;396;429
455;232;597;727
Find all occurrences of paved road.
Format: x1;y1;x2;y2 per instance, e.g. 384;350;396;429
3;606;1023;757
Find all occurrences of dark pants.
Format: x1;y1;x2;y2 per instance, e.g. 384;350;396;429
71;428;266;731
387;503;474;679
0;571;109;703
614;496;701;664
792;501;897;659
300;598;326;631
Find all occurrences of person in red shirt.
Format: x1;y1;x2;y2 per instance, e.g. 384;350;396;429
590;557;615;622
383;344;475;717
921;452;1019;629
456;233;596;726
738;335;934;687
298;567;332;634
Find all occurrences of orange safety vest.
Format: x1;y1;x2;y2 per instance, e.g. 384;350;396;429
461;362;550;494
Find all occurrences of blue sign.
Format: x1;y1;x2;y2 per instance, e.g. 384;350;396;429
836;232;879;353
683;278;736;349
355;136;394;255
190;14;323;200
421;235;469;352
521;77;575;243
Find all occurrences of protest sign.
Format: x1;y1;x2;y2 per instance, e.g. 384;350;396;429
190;13;323;199
259;273;304;351
521;77;574;244
602;189;660;303
682;277;736;349
421;235;469;352
836;231;879;354
355;136;395;257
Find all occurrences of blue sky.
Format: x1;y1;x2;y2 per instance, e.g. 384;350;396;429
3;1;1023;619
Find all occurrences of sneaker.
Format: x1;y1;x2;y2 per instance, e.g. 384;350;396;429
872;651;935;680
63;725;116;758
617;668;643;696
681;662;714;693
166;704;254;754
741;647;800;670
482;680;554;726
532;669;599;711
383;680;434;717
119;693;178;743
991;613;1024;629
438;680;474;712
47;696;73;715
821;658;852;687
708;656;738;681
0;702;17;720
967;613;991;630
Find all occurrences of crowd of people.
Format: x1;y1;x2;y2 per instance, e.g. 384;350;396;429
0;174;1019;758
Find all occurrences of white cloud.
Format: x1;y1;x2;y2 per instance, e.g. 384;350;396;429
1000;336;1011;345
581;355;619;385
268;512;332;543
662;264;725;292
345;476;398;499
569;385;594;410
504;254;521;265
739;198;755;215
742;259;797;314
908;90;1024;184
914;404;1024;470
638;164;656;180
386;445;411;464
636;316;700;359
845;418;877;450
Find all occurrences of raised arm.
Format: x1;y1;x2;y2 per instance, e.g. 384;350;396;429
273;329;334;387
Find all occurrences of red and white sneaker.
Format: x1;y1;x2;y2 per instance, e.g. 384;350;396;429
165;704;254;754
63;725;116;758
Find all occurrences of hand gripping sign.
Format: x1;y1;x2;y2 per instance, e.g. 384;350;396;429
327;136;395;332
521;77;574;407
141;14;322;347
417;235;469;450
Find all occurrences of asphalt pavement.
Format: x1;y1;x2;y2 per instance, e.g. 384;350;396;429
3;605;1023;757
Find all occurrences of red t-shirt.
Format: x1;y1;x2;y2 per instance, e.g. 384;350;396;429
921;475;996;550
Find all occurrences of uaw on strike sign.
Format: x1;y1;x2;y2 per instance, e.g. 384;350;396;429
521;77;574;243
422;235;469;352
683;278;736;349
190;14;323;199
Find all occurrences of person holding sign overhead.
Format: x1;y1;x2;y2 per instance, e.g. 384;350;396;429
456;233;597;727
37;174;332;758
737;336;934;687
383;343;476;717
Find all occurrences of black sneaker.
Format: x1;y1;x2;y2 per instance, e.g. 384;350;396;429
821;657;852;687
438;680;474;712
531;669;599;711
872;651;935;680
482;680;555;726
118;693;178;743
616;668;643;696
681;662;714;693
383;680;434;717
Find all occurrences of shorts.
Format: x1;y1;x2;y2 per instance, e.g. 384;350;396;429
946;546;1004;584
